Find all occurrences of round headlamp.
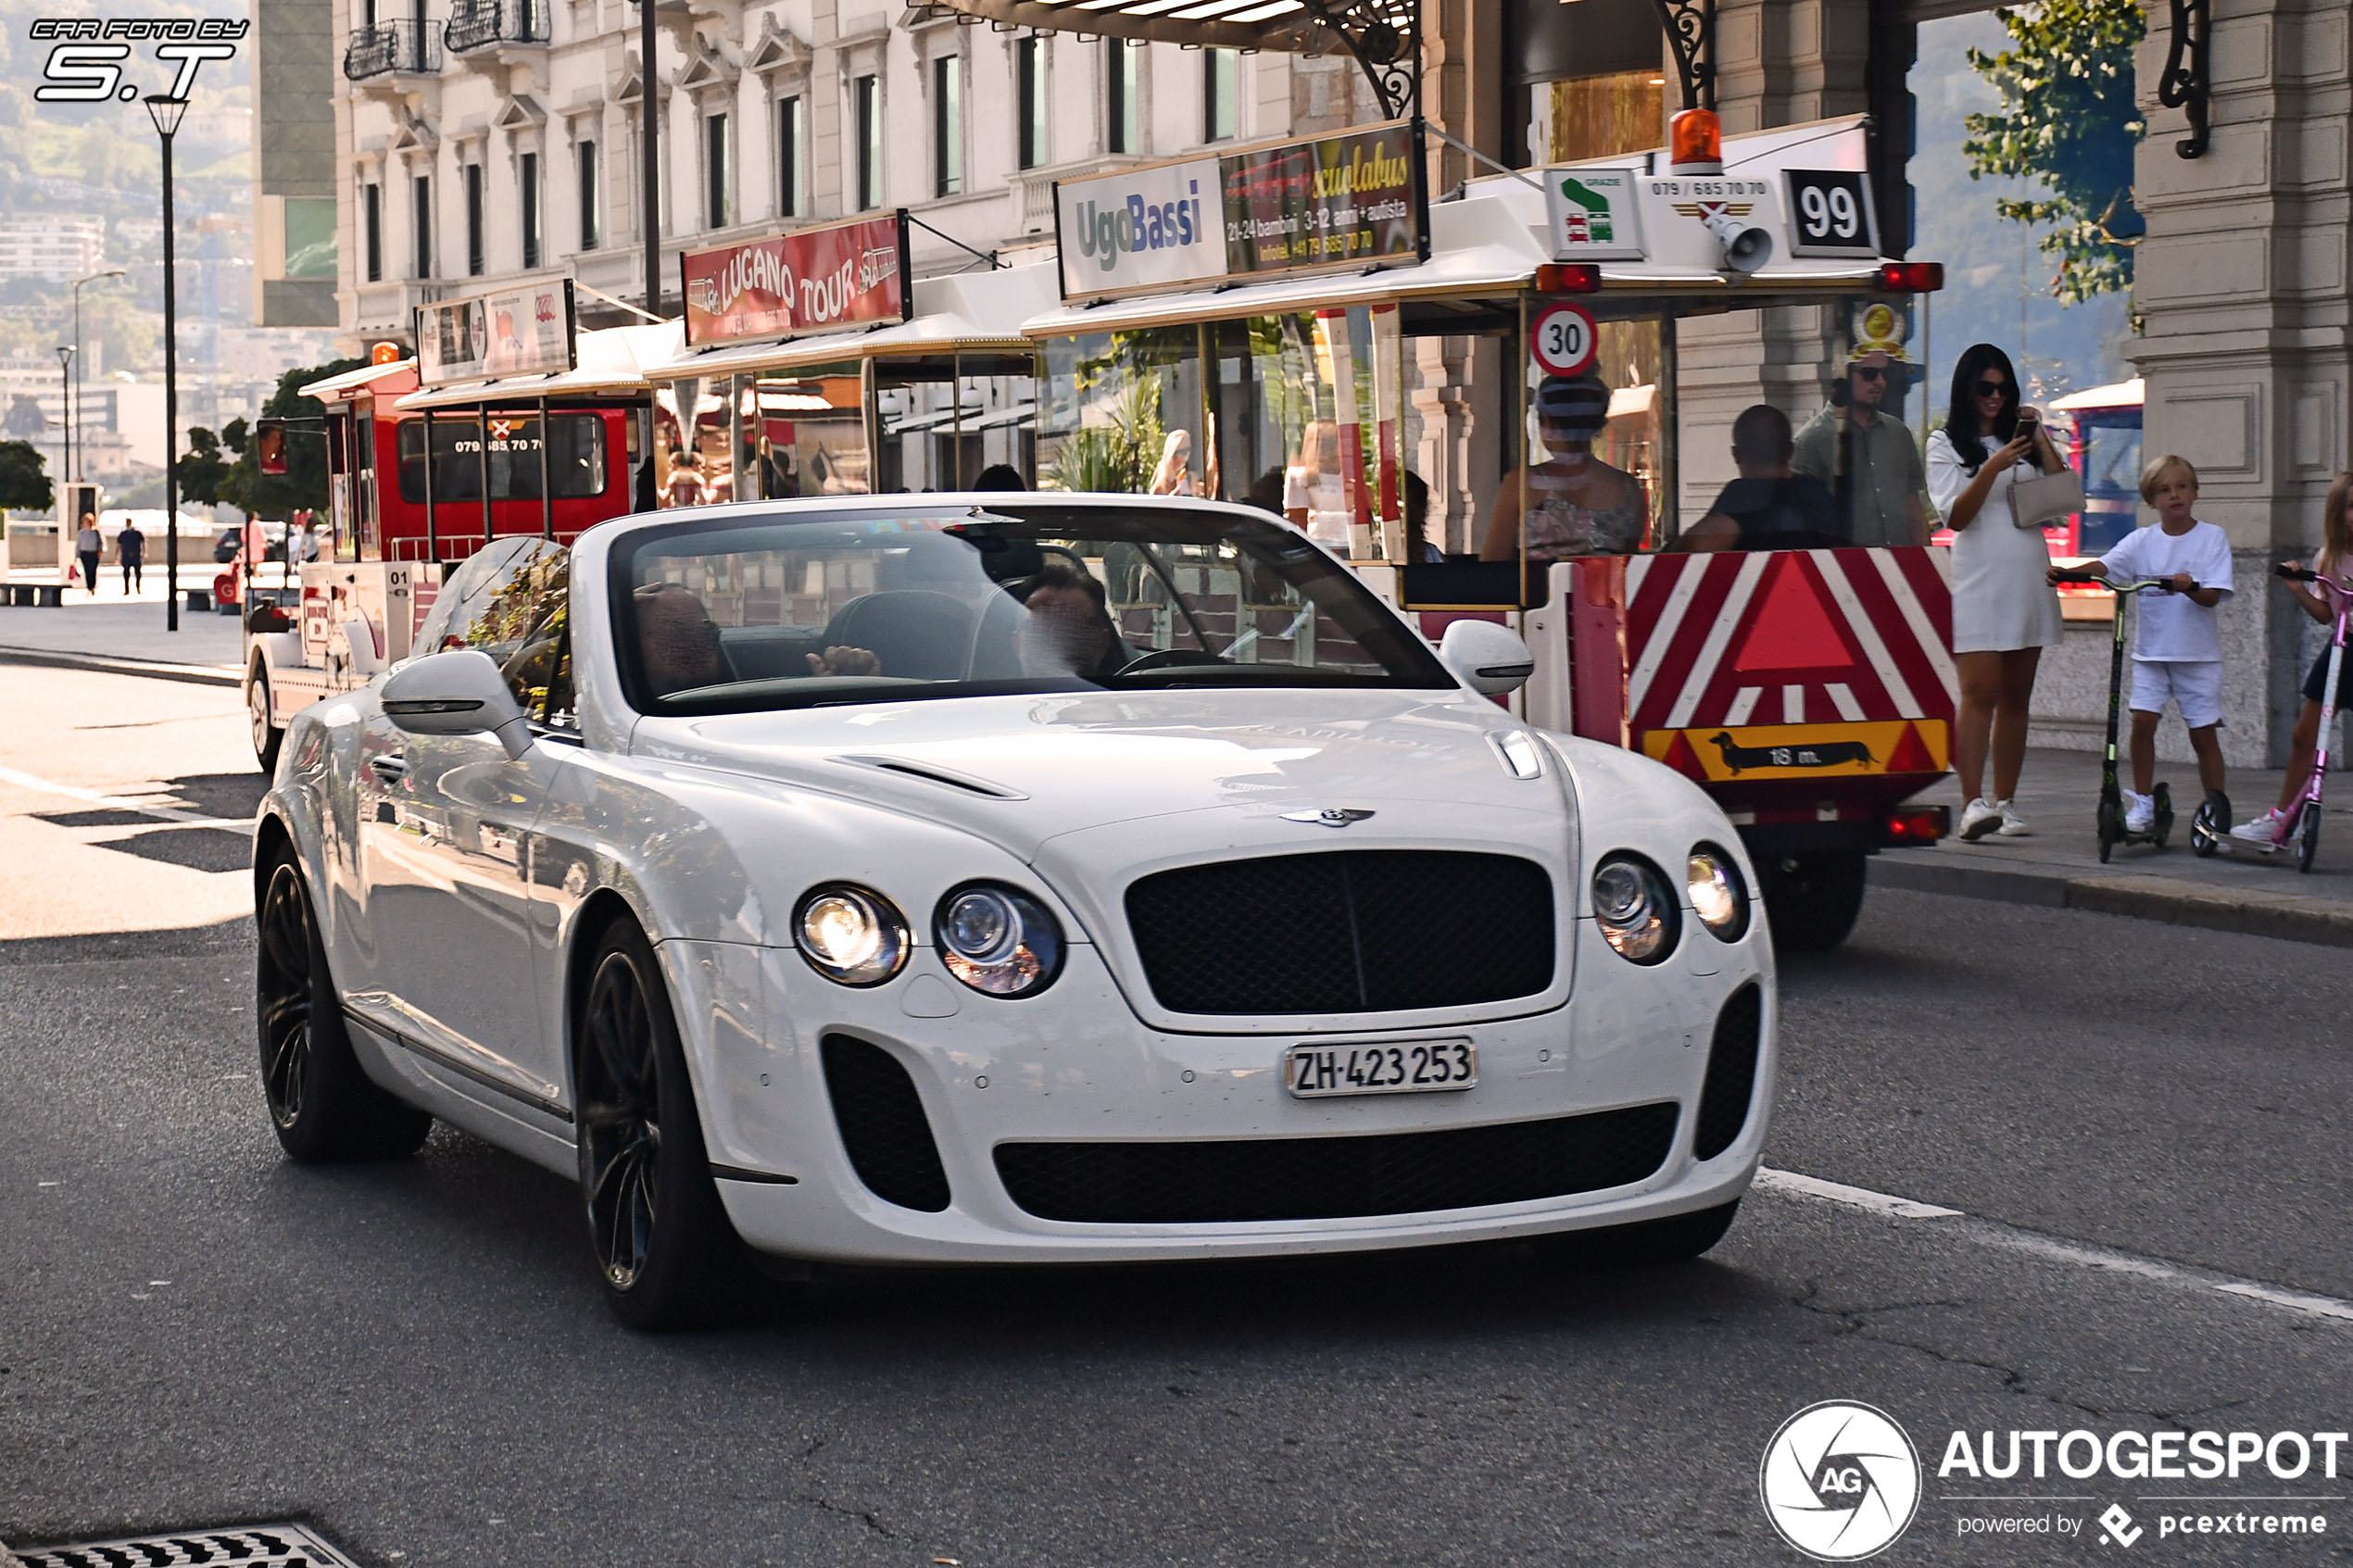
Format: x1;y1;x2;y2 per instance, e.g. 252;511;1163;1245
1592;853;1679;964
793;884;911;986
1687;843;1750;942
935;883;1063;997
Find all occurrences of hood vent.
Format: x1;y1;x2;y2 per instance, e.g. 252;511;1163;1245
830;753;1028;800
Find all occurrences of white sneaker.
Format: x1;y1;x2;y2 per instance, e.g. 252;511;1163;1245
2231;808;2291;845
1959;797;2002;841
2123;791;2155;834
1995;799;2032;837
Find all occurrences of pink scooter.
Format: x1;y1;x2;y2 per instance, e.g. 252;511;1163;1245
2192;563;2345;872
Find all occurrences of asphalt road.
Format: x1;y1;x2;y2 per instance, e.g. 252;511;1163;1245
4;660;2349;1567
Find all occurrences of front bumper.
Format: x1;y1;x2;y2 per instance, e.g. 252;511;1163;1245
667;921;1775;1266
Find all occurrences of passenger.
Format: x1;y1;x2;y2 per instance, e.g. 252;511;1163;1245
1480;373;1646;571
1016;561;1129;682
633;582;727;695
974;463;1027;491
1243;467;1289;520
1792;348;1930;547
1402;470;1442;561
1678;406;1845;552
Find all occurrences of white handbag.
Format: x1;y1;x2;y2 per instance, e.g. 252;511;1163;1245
2010;465;2085;528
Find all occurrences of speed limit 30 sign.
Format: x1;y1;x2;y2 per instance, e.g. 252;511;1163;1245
1529;302;1597;379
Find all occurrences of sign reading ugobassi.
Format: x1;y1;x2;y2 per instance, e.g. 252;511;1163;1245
1054;120;1426;300
414;279;576;388
680;212;912;348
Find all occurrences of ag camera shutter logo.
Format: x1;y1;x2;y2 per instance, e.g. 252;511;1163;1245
1760;1400;1922;1560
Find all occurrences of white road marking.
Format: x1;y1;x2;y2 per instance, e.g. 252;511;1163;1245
0;762;247;830
1755;1166;2353;1324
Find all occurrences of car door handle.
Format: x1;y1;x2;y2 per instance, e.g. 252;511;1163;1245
368;754;409;784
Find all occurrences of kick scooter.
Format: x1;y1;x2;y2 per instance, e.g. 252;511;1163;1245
2049;569;2210;863
2200;564;2345;872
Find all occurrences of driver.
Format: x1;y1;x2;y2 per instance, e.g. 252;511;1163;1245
633;582;727;696
1016;562;1129;682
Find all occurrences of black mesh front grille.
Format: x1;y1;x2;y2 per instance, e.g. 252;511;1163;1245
994;1102;1677;1223
821;1034;950;1211
1124;850;1555;1014
1692;985;1763;1161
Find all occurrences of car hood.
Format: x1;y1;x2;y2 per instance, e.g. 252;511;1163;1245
629;687;1575;865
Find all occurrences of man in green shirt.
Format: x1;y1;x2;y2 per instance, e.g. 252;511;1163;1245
1792;349;1931;547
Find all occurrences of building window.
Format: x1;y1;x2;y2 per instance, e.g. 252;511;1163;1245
577;140;599;250
705;112;730;229
363;182;383;282
412;173;432;278
933;56;962;198
464;163;484;276
520;152;541;270
1203;48;1238;142
1017;37;1046;170
855;73;880;209
777;94;803;217
1106;40;1138;156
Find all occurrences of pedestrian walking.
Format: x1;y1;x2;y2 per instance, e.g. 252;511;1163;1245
2233;470;2353;844
116;518;145;594
73;511;101;598
2046;455;2233;831
1927;344;2069;841
1792;347;1929;547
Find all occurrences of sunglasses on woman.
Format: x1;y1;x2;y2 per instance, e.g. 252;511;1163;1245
1973;379;2008;398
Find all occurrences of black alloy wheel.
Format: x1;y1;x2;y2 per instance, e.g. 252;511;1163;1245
256;857;432;1161
574;919;754;1329
249;663;282;774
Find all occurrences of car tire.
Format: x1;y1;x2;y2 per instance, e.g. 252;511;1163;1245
1759;850;1866;953
574;917;757;1331
249;661;283;775
1536;1198;1742;1267
257;855;433;1162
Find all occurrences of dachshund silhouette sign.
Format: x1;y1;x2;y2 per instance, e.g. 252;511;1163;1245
1708;732;1876;774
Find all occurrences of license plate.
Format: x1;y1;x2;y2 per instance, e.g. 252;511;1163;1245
1284;1038;1477;1099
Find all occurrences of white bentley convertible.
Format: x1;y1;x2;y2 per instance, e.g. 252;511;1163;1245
254;496;1776;1327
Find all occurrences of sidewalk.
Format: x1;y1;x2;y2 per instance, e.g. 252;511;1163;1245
0;594;248;685
1872;745;2353;947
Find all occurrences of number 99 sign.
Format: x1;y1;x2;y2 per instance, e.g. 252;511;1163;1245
1529;302;1597;379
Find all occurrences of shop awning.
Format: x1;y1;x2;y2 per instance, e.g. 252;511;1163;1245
392;320;684;411
912;1;1335;55
884;403;984;435
645;262;1058;382
2050;377;2144;412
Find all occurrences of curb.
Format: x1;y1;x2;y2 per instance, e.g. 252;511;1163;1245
0;645;242;688
1870;854;2353;949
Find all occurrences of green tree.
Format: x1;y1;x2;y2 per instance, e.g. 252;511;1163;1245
178;425;232;508
0;439;53;513
217;358;362;518
1962;0;2145;305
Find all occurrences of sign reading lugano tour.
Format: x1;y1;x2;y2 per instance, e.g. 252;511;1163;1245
680;212;914;348
1053;120;1427;300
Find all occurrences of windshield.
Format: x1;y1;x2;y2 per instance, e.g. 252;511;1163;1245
610;502;1452;714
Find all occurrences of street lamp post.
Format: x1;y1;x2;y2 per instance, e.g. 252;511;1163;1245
70;268;127;483
145;94;187;633
54;345;71;493
638;0;661;318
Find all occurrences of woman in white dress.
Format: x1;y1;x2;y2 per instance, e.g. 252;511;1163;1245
1926;343;2069;841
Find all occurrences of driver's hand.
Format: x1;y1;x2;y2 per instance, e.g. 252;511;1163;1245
806;646;881;677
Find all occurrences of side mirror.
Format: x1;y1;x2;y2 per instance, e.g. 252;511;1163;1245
1439;621;1535;696
381;648;534;759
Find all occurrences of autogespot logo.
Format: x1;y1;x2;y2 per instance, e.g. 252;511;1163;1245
1760;1401;1924;1561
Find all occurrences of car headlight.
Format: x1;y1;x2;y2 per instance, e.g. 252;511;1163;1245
1592;853;1679;964
794;884;911;986
1687;843;1750;942
935;883;1063;997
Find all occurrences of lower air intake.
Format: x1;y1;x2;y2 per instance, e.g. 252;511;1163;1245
822;1033;952;1212
994;1102;1678;1223
1692;984;1764;1161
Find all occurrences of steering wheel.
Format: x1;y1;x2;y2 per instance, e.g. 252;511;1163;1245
1112;647;1227;677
